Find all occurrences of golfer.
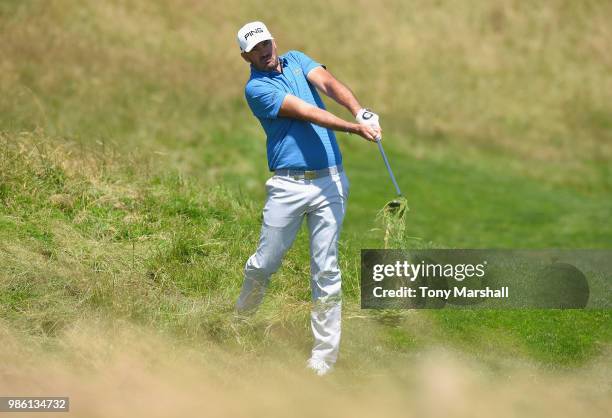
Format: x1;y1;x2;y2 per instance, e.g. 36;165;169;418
235;21;382;376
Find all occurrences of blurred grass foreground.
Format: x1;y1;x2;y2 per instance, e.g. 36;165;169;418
1;1;611;416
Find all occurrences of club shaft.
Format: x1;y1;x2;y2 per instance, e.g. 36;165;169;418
376;140;402;196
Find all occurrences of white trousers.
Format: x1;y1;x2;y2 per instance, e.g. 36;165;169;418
236;169;349;364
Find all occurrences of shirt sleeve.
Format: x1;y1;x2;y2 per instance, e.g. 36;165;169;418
289;50;324;77
245;81;287;119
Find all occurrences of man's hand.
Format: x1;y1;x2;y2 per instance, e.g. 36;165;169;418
351;124;380;142
356;108;382;140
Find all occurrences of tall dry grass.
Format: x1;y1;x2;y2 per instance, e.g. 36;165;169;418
0;319;610;418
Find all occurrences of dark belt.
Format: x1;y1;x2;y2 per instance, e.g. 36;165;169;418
274;165;343;180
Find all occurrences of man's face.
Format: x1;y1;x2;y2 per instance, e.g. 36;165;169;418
241;39;279;72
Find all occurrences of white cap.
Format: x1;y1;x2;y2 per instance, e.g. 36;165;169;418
237;21;274;52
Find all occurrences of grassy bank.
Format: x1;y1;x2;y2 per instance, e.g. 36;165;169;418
1;132;609;370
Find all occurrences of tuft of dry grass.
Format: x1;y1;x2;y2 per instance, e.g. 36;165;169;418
377;196;409;249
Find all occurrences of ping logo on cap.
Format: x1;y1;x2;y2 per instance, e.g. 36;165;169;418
237;22;273;52
244;28;264;41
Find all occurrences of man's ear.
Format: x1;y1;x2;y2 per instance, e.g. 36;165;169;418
241;52;251;63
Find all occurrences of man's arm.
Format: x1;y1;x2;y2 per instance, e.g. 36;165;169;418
307;66;382;140
278;94;379;142
307;67;362;117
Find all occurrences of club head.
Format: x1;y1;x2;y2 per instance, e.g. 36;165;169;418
383;197;407;217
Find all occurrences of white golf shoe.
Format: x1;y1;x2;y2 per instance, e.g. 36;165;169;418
306;358;334;376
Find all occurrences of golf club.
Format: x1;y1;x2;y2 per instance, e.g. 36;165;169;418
375;138;407;248
376;138;403;205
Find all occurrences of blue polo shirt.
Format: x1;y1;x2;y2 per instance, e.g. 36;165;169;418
245;50;343;171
